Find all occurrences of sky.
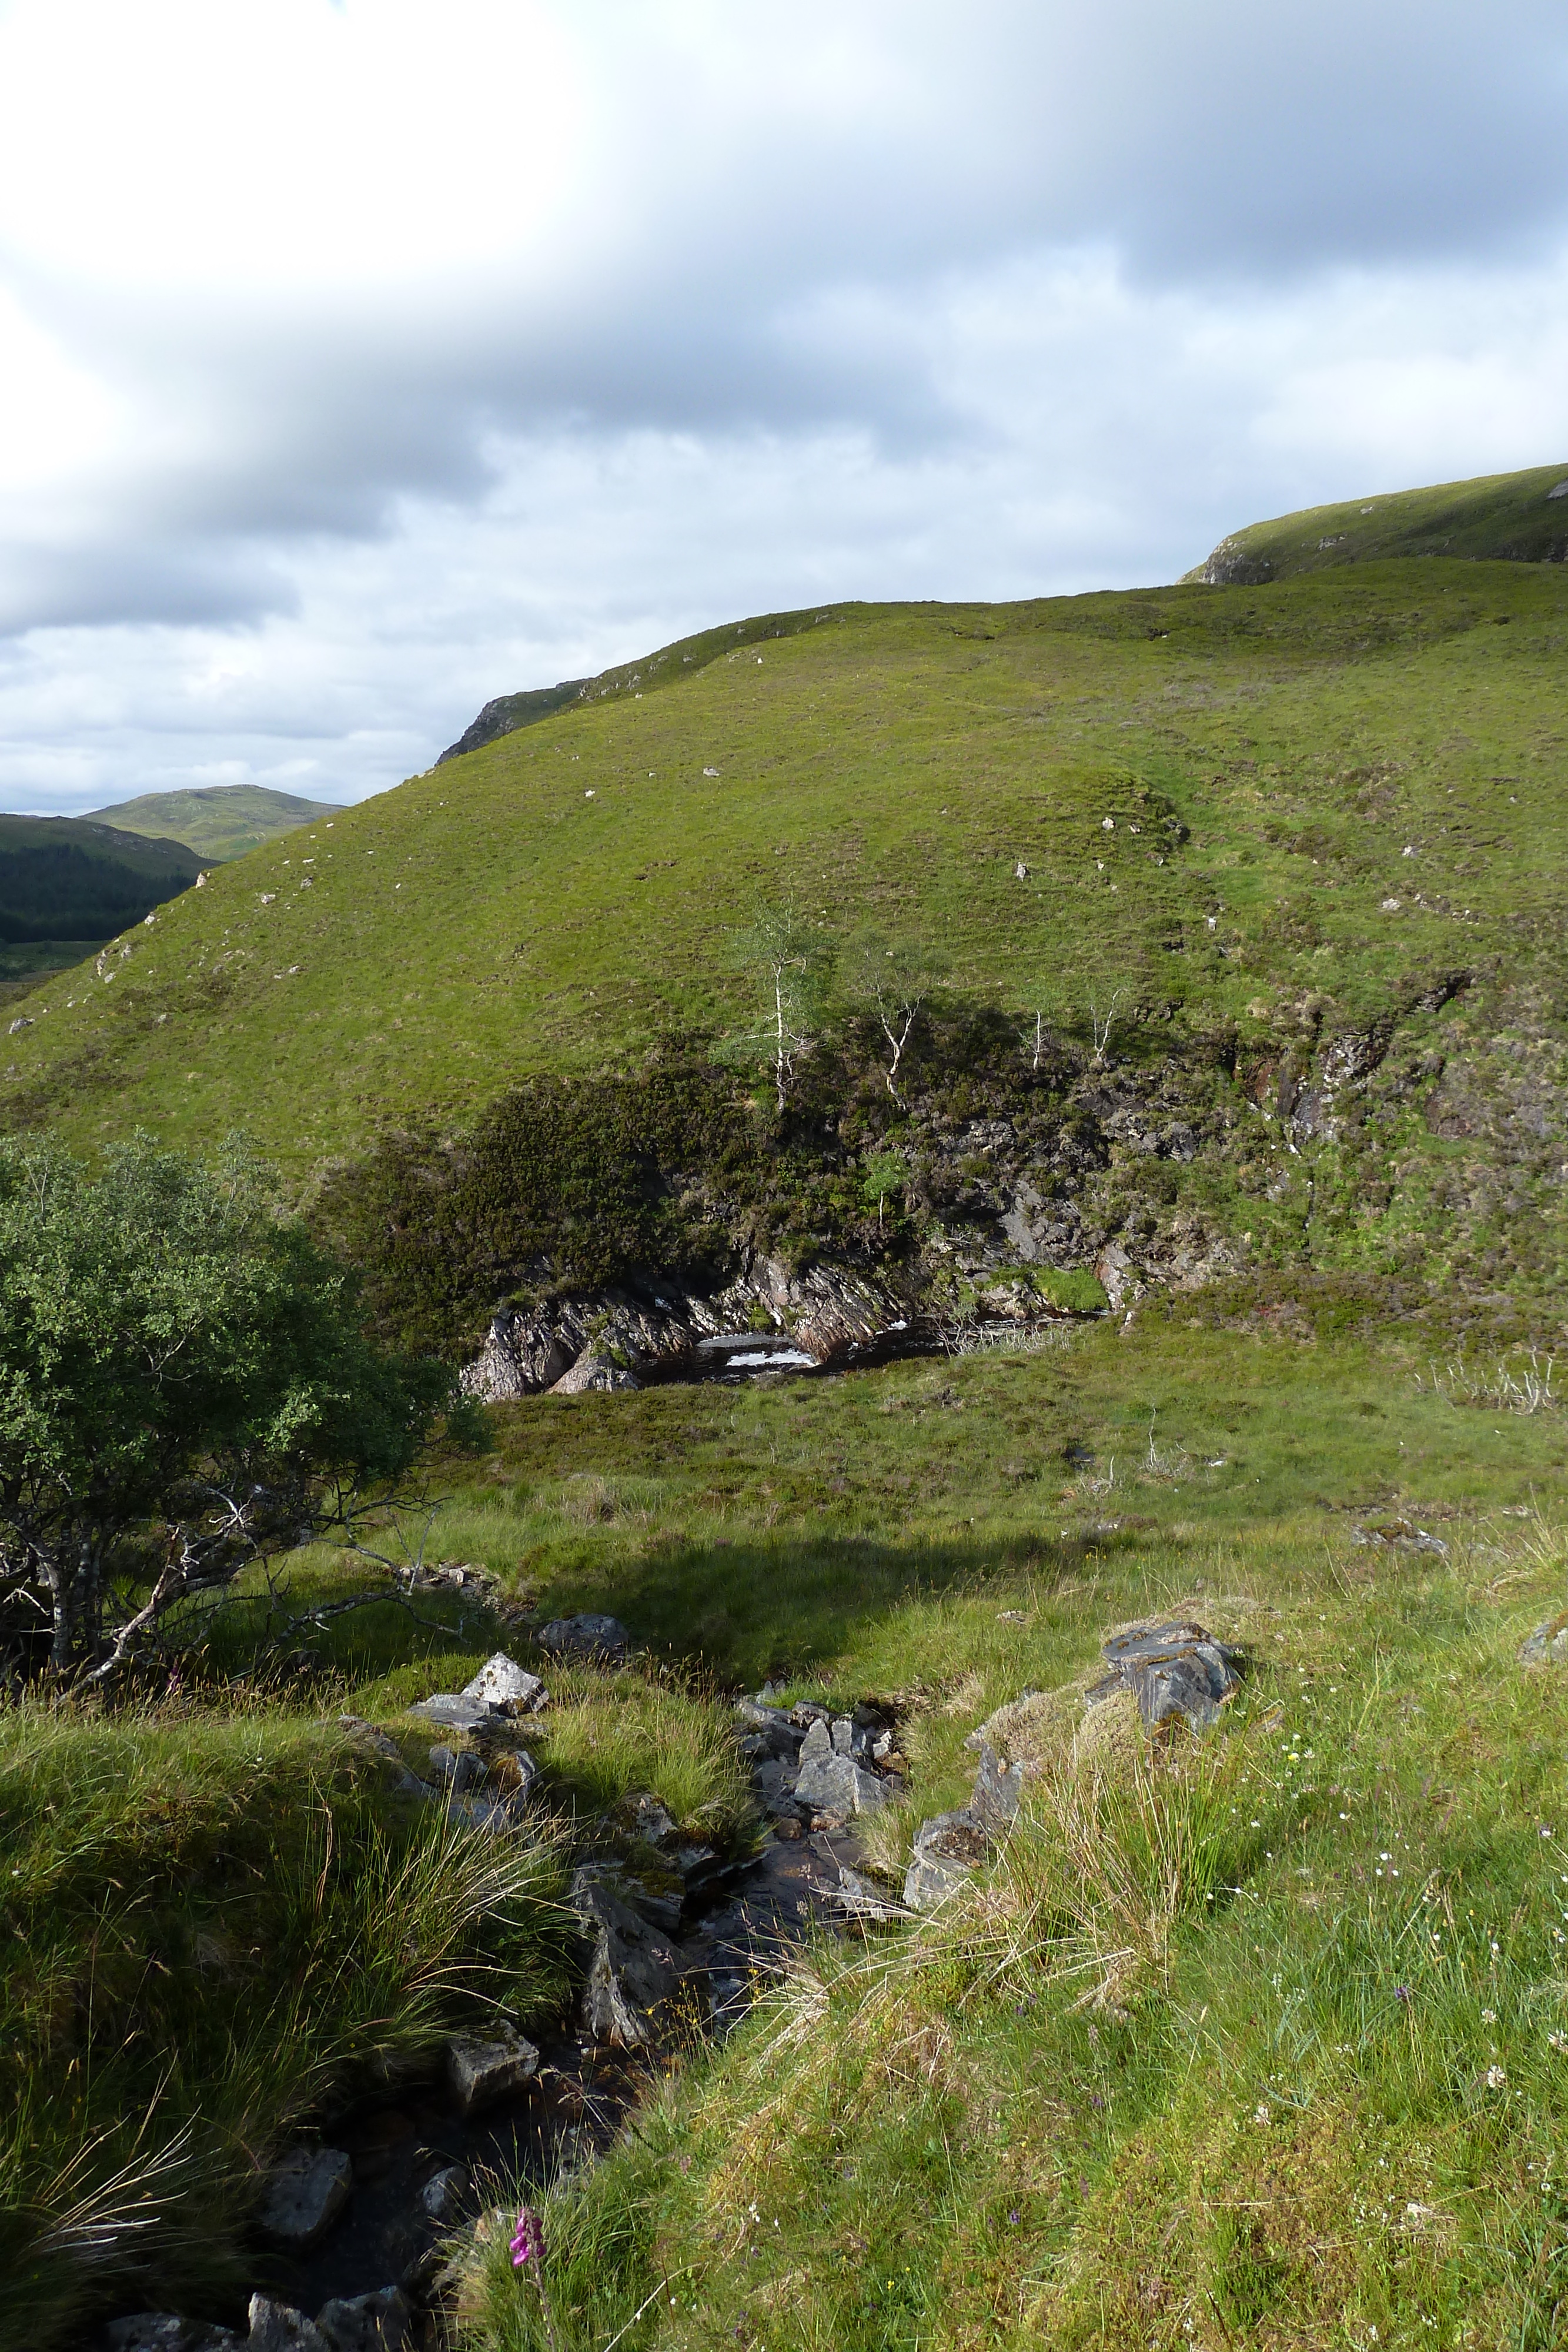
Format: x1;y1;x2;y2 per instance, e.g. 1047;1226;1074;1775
1;1;1565;817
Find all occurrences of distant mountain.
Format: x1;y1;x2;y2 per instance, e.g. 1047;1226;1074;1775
84;785;340;863
437;680;591;764
1188;461;1568;585
0;815;202;948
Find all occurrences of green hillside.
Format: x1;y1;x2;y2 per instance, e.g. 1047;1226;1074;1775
1189;461;1568;584
0;813;202;958
83;783;341;863
6;560;1566;1187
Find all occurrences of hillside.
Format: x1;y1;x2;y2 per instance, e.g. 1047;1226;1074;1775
0;812;202;959
83;782;342;862
3;559;1566;1356
1189;460;1568;584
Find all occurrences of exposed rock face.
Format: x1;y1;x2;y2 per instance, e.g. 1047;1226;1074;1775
436;679;589;765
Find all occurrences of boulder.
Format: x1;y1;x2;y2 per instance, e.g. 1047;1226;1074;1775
445;2024;540;2115
536;1613;630;1662
903;1809;991;1913
315;2288;409;2351
460;1653;548;1715
246;2302;329;2352
258;2147;352;2251
1088;1621;1241;1730
420;2164;470;2224
569;1866;684;2046
459;1310;572;1400
797;1716;831;1765
793;1749;887;1818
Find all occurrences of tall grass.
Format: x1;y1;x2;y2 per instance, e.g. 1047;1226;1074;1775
0;1698;571;2350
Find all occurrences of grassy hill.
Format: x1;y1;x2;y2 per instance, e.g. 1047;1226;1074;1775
1189;461;1568;584
5;560;1567;1184
83;783;342;863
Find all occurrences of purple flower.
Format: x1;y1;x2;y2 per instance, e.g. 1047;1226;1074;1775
1009;2210;1021;2226
1394;1985;1411;2004
510;2206;546;2271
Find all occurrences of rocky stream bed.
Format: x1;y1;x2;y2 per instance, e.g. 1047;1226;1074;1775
96;1617;1248;2352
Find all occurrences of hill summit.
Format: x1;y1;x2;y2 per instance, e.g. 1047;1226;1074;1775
84;784;340;863
1188;459;1568;584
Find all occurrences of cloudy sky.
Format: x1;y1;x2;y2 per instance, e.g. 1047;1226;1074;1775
1;1;1565;816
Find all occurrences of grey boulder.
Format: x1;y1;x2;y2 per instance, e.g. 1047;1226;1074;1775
315;2288;410;2351
1089;1621;1241;1730
246;2301;329;2352
420;2163;470;2224
536;1613;630;1662
460;1652;548;1715
446;2023;540;2114
903;1809;991;1913
258;2147;352;2251
793;1749;887;1818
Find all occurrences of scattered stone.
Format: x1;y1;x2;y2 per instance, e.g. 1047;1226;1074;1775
420;2164;470;2224
569;1866;684;2046
1088;1620;1241;1730
315;2287;409;2351
246;2300;329;2352
446;2024;540;2115
773;1817;803;1841
793;1748;887;1817
460;1653;549;1715
1352;1519;1448;1558
258;2147;353;2251
830;1718;855;1756
904;1810;991;1913
536;1613;630;1662
406;1692;493;1735
1520;1612;1568;1666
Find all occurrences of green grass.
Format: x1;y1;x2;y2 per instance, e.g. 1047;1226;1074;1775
432;1321;1568;2352
5;559;1567;1190
1189;460;1568;582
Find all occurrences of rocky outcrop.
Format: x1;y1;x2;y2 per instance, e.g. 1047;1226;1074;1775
1086;1621;1242;1730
